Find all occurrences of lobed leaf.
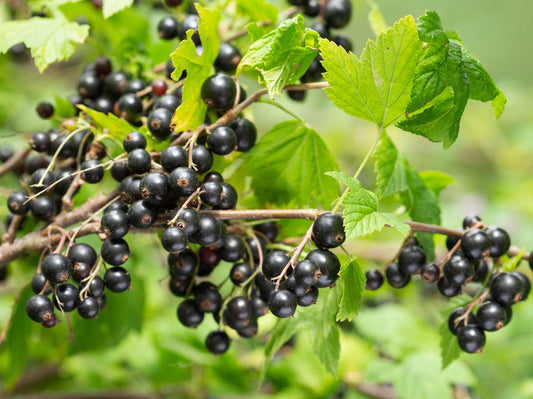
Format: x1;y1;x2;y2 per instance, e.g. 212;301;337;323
336;259;366;321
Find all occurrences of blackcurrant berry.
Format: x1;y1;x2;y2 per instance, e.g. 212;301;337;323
179;14;200;44
282;275;307;297
127;200;157;229
398;245;426;275
158;16;179;39
104;266;131;293
68;243;97;269
219;234;245;262
476;301;509;331
30;168;55;191
269;290;297;318
443;254;475;286
191;145;213;174
205;330;230;355
25;154;49;173
30;196;56;221
304;0;320;17
177;299;204;328
53;169;74;196
173;208;200;236
101;238;130;266
297;286;319;307
78;73;102;99
461;229;491;261
294;259;320;286
197;246;221;276
161;146;187;172
324;0;352;29
463;215;482;229
215;43;241;72
7;191;29;215
94;56;112;77
263;250;290;280
228;118;257;152
207;126;237;155
147;108;173;140
215;183;238;210
169;275;191;297
161;226;189;253
123;131;147;153
255;273;275;301
253;221;279;242
252;293;269;317
79;276;105;297
0;146;14;163
448;307;477;335
457;326;485;353
78;297;100;319
421;262;440;283
53;283;79;312
287;90;306;102
151;80;167;96
81;159;104;184
123;79;146;95
94;96;114;113
104;71;130;98
193;282;222;313
287;0;305;4
201;74;236;112
140;172;169;205
484;226;511;258
490;272;523;305
26;295;55;322
117;93;142;121
101;209;129;239
365;268;384;290
111;160;131;182
437;277;462;297
155;94;181;113
168;248;198;278
230;262;254;286
72;262;91;282
226;296;253;322
42;254;71;284
247;235;267;263
31;273;51;295
385;262;410;288
36;102;54;119
200;181;223;206
312;212;345;248
169;167;199;196
128;149;152;175
105;200;128;214
30;131;51;153
472;260;489;283
310;23;329;39
306;249;340;287
512;271;531;301
191;214;221;246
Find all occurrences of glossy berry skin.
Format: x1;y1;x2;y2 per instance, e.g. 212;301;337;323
123;131;147;152
205;330;230;355
512;271;531;301
81;160;104;184
168;248;198;278
177;299;204;328
104;266;131;293
151;80;167;96
463;215;482;229
215;43;242;72
461;229;491;261
230;263;254;286
31;273;51;295
161;226;188;253
191;215;221;246
193;282;222;313
312;212;345;248
94;95;114;113
269;290;297;318
197;247;221;276
7;191;29;215
398;245;426;275
157;16;179;39
140;172;169;205
101;209;129;239
105;200;128;214
68;243;97;269
365;268;384;290
111;161;131;182
169;167;199;196
200;181;222;207
421;262;440;283
472;260;489;283
30;196;56;221
72;263;91;282
78;73;102;99
306;249;340;288
207;126;237;155
228;118;257;152
155;94;181;113
30;131;51;153
219;235;245;262
161;146;187;172
127;200;156;229
385;263;410;289
53;169;74;196
120;176;142;204
124;79;146;95
42;254;71;284
304;0;320;17
294;260;320;286
173;208;199;236
0;146;13;163
148;108;173;140
287;89;306;102
79;276;105;298
324;0;352;29
53;283;79;312
101;238;130;266
169;276;191;297
282;275;307;297
213;183;237;210
128;149;152;174
36;102;54;119
78;297;100;319
179;14;200;43
201;74;236;112
443;254;475;286
448;307;477;335
476;301;509;331
484;226;511;258
94;56;112;77
490;272;524;305
26;295;55;322
263;250;290;280
437;277;462;297
117;93;142;121
226;296;253;323
31;168;55;191
457;326;486;353
191;145;213;174
297;286;319;307
253;221;279;242
104;71;130;98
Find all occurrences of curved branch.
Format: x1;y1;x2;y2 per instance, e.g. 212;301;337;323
0;148;29;178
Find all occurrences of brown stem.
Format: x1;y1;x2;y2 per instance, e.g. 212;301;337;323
201;209;325;220
0;148;29;178
62;175;82;211
2;214;24;244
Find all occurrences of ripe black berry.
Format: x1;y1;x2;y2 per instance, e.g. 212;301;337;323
147;108;173;140
173;208;199;236
457;326;485;353
26;295;55;322
437;277;461;297
78;297;100;319
448;307;477;335
155;94;181;113
385;263;410;288
263;250;290;280
101;238;130;266
81;159;105;184
140;172;169;205
513;271;531;301
78;73;102;99
117;93;142;121
228;118;257;152
193;282;222;313
79;276;105;297
421;262;440;283
201;74;236;112
123;131;147;153
53;283;79;312
169;167;199;196
312;212;345;248
101;209;129;239
104;266;131;293
128;149;152;174
287;89;306;102
124;79;146;95
179;14;200;44
32;273;51;294
294;259;320;286
443;254;474;286
54;169;74;196
0;146;14;163
104;71;130;98
207;126;237;155
365;268;384;290
324;0;352;29
269;290;297;318
197;247;221;276
484;226;511;258
7;191;29;215
219;235;245;262
161;146;187;172
30;196;56;221
30;131;51;153
398;245;426;275
168;275;191;297
310;23;329;39
68;243;97;269
177;299;204;328
127;200;157;229
191;214;221;246
247;235;267;263
205;330;230;355
230;262;254;286
306;249;340;287
490;272;523;305
461;229;491;261
111;161;131;182
215;43;241;72
253;221;279;242
304;0;320;17
463;215;482;229
472;260;489;283
297;286;319;307
42;254;71;284
36;102;54;119
157;16;179;39
191;145;213;174
94;95;114;113
94;56;112;77
168;248;198;278
161;226;188;253
30;168;55;191
476;301;509;331
200;181;223;206
226;296;253;322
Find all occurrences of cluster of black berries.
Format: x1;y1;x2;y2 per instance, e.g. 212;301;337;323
364;215;531;354
286;0;353;102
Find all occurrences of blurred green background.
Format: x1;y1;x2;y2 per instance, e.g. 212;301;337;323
1;0;533;398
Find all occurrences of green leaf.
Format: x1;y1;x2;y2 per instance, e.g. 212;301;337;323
102;0;134;18
419;170;454;196
367;1;389;37
0;17;89;72
320;16;422;127
373;132;408;198
53;94;76;118
1;285;35;387
170;5;221;131
237;16;318;97
336;260;366;321
236;0;278;24
439;321;461;369
240;120;339;208
501;249;525;272
326;171;410;238
492;91;507;119
79;105;135;139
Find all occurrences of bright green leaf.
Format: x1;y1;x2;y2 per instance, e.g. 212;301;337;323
439;321;461;370
420;170;454;196
53;94;76;118
79;105;135;139
102;0;134;18
236;0;278;24
367;2;389;37
0;17;89;72
170;5;221;131
336;260;366;321
320;16;422;127
373;132;408;198
240;120;339;208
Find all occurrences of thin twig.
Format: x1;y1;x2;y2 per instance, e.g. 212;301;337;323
0;148;29;178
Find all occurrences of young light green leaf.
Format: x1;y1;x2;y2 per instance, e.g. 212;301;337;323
420;170;454;196
367;1;389;37
237;15;318;97
53;94;76;118
78;105;135;139
0;17;89;72
320;16;422;128
236;0;278;24
102;0;134;18
373;132;408;198
501;249;525;272
326;171;410;238
336;259;366;321
170;5;221;131
240;120;339;208
439;321;462;369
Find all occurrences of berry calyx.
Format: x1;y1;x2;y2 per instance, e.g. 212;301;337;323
312;212;345;248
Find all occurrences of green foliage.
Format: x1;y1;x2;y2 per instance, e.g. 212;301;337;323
53;94;77;119
326;171;410;238
241;120;339;208
320;16;422;128
236;0;278;24
170;5;221;131
336;259;366;321
237;16;318;97
102;0;135;19
0;17;89;72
